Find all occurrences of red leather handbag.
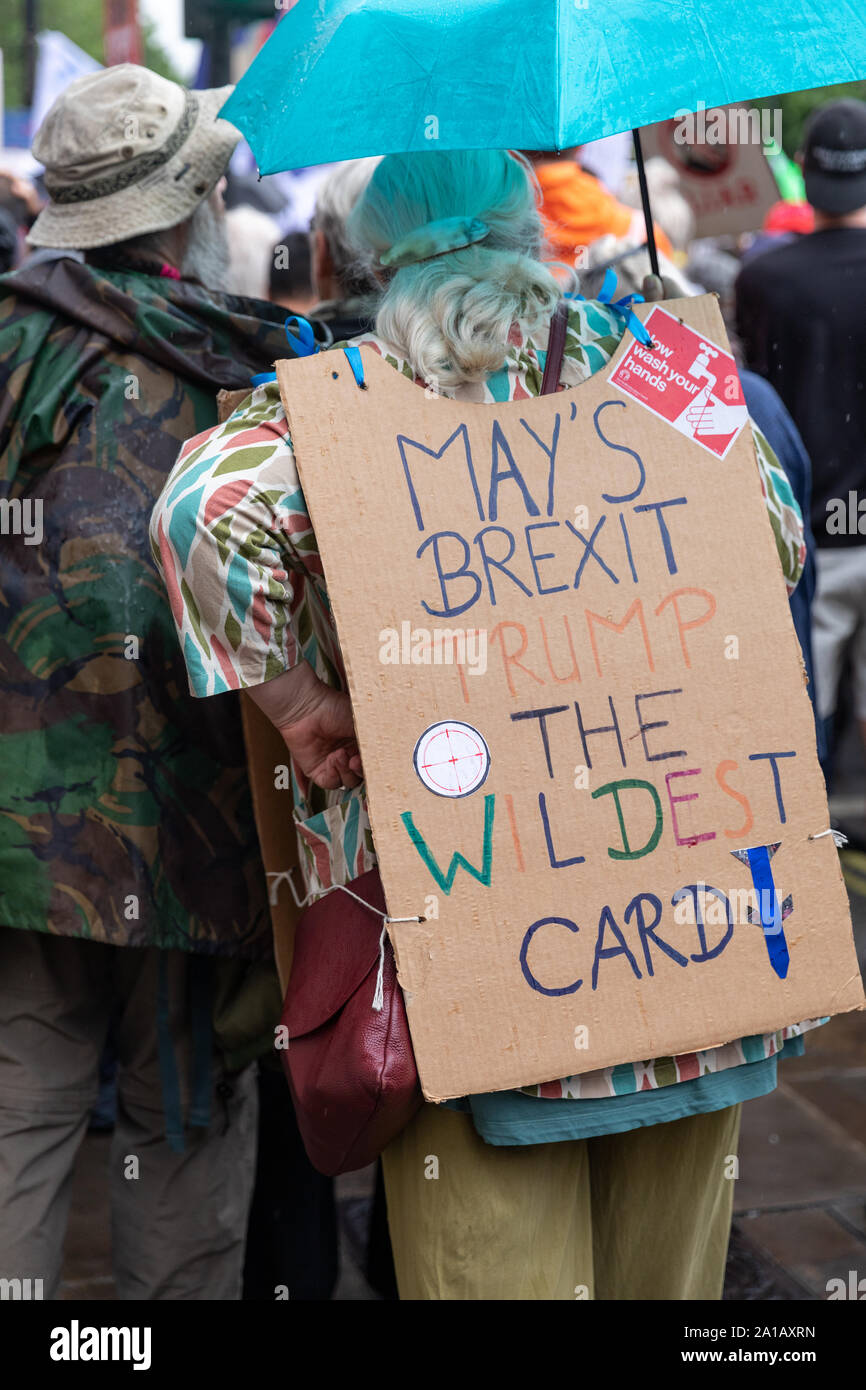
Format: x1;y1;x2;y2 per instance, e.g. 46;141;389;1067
279;867;423;1176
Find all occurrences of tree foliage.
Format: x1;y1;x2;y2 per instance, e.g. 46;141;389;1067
760;81;866;157
0;1;181;110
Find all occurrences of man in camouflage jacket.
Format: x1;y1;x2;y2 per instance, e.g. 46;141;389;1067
0;65;295;1300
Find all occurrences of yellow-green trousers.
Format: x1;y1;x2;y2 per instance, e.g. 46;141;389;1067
382;1101;741;1300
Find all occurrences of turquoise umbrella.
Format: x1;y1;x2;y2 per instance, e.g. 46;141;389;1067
222;0;866;272
223;0;866;172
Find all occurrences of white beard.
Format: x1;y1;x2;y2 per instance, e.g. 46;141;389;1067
181;198;230;290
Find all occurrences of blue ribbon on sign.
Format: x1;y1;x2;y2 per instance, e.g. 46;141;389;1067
343;344;367;388
567;266;654;347
250;315;319;387
285;315;319;356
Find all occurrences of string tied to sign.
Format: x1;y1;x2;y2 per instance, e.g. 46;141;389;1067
266;868;423;1012
808;828;848;847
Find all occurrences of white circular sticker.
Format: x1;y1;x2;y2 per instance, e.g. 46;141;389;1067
413;721;490;798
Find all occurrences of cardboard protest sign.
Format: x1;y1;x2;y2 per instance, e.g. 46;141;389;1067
640;108;779;238
278;296;863;1102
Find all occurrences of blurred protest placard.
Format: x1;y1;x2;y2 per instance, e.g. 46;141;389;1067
641;106;780;236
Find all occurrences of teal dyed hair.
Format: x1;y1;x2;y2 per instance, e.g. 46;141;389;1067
348;149;566;388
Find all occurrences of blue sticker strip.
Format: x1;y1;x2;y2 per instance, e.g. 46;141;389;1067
735;844;790;980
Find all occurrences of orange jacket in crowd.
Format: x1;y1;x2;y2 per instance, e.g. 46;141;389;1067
536;160;673;264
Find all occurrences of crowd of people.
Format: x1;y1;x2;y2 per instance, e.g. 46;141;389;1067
0;59;864;1301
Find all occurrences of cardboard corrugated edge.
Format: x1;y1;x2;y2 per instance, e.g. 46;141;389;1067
239;693;299;994
218;387;299;995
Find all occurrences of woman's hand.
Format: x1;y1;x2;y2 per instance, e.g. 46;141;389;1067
246;662;364;789
277;686;364;789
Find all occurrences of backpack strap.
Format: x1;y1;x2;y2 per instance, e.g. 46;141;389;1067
540;300;570;396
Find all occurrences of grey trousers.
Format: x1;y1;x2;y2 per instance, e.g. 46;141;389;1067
812;545;866;720
0;928;257;1300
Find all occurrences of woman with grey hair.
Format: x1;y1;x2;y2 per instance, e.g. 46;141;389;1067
152;148;807;1301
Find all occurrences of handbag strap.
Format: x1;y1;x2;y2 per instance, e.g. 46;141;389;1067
540;299;569;396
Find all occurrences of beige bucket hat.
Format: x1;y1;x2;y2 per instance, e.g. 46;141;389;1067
29;64;240;250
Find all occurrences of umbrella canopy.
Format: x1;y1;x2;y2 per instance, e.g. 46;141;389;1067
222;0;866;175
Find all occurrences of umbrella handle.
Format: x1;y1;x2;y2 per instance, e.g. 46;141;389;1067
632;128;660;280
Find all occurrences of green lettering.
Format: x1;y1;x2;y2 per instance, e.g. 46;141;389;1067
400;794;495;893
592;778;663;860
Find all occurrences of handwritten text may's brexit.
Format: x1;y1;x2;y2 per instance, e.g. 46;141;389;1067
399;400;691;617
